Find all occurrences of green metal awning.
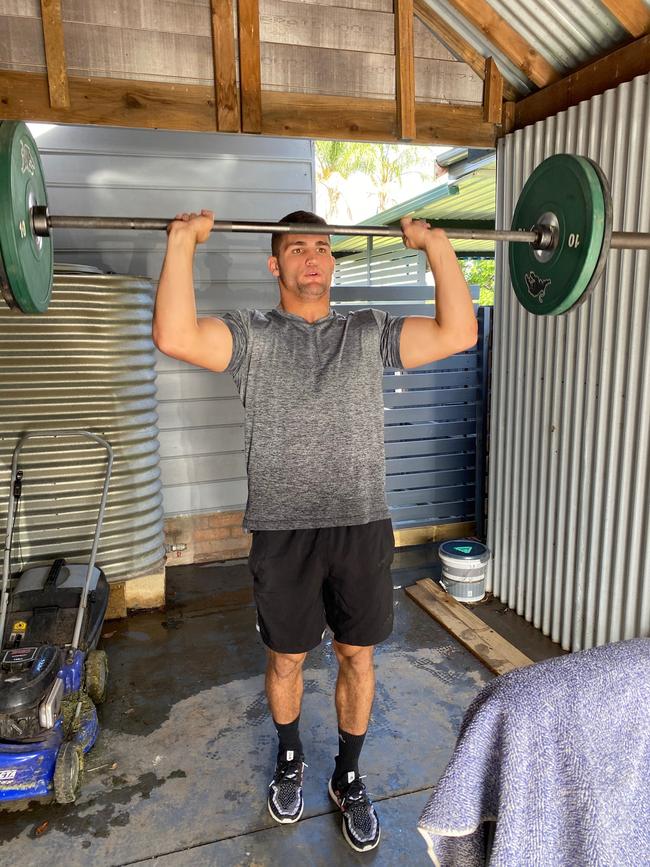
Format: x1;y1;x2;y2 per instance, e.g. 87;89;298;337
332;157;496;259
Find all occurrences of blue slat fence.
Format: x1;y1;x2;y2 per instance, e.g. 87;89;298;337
330;284;490;530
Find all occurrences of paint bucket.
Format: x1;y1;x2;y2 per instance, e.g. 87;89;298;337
438;539;490;603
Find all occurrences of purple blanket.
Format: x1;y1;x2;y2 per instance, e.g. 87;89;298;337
418;638;650;867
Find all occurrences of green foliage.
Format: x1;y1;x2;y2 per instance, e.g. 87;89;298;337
461;258;495;306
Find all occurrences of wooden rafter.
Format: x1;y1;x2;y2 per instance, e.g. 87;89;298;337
413;0;519;102
514;34;650;131
39;0;70;110
210;0;240;132
445;0;560;88
482;56;503;124
394;0;416;140
0;71;498;147
237;0;262;133
600;0;650;37
263;92;496;147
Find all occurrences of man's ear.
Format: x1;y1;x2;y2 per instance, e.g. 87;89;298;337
268;255;280;277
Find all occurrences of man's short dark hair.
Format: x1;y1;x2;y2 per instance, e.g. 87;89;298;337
271;211;329;258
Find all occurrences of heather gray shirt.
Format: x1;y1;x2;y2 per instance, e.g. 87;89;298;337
221;307;405;531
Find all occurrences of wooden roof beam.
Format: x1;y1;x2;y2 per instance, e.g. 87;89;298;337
263;92;496;147
210;0;240;132
395;0;416;141
413;0;519;102
40;0;70;110
0;71;498;147
237;0;262;133
445;0;560;88
600;0;650;38
514;34;650;131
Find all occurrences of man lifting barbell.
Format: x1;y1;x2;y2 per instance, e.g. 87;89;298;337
152;207;477;852
2;122;647;318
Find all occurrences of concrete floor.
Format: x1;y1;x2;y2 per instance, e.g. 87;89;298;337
0;546;559;866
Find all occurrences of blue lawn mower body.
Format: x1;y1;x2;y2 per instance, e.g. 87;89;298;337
0;430;113;804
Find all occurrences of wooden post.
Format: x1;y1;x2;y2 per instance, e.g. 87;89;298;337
39;0;70;110
237;0;263;134
501;101;516;135
210;0;240;132
395;0;417;141
482;56;503;124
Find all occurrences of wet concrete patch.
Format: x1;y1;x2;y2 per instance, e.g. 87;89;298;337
0;562;491;866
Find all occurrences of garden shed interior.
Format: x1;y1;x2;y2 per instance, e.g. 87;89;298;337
0;1;649;863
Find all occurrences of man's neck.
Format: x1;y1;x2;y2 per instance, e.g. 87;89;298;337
278;296;331;323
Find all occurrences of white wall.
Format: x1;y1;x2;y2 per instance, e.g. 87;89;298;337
32;123;314;517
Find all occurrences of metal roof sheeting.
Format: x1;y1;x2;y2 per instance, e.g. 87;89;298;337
487;0;629;71
419;0;535;93
419;0;641;94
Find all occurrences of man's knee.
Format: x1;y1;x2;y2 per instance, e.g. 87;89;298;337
333;641;375;672
267;649;307;679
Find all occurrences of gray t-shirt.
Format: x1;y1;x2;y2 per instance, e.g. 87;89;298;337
221;307;405;531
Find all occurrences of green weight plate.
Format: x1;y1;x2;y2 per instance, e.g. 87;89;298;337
509;153;612;316
0;121;53;313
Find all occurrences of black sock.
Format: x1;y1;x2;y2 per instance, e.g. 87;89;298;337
274;715;303;759
334;728;366;785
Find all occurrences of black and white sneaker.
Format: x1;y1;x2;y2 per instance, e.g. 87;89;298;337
328;771;380;852
267;750;306;824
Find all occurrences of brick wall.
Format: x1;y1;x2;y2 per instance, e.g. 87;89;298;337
163;510;251;566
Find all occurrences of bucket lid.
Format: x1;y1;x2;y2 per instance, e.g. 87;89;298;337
439;539;490;561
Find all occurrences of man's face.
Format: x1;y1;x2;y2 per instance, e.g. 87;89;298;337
268;234;335;300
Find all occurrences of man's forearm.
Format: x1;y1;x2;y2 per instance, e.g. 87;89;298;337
153;230;200;350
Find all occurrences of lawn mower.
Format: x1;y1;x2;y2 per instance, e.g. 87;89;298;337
0;430;112;804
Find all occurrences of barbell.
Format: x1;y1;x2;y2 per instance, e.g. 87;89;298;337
0;120;648;317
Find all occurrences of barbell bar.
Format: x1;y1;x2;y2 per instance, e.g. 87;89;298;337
35;211;545;246
34;213;648;250
1;120;649;317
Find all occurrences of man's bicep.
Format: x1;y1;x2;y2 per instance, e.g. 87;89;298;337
399;316;449;369
190;316;234;372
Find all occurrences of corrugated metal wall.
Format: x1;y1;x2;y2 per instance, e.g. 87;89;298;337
0;269;164;581
488;72;650;651
31;123;313;518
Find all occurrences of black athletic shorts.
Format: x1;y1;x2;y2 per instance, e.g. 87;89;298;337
248;519;395;654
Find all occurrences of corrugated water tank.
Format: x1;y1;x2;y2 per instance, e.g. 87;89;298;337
0;265;165;581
